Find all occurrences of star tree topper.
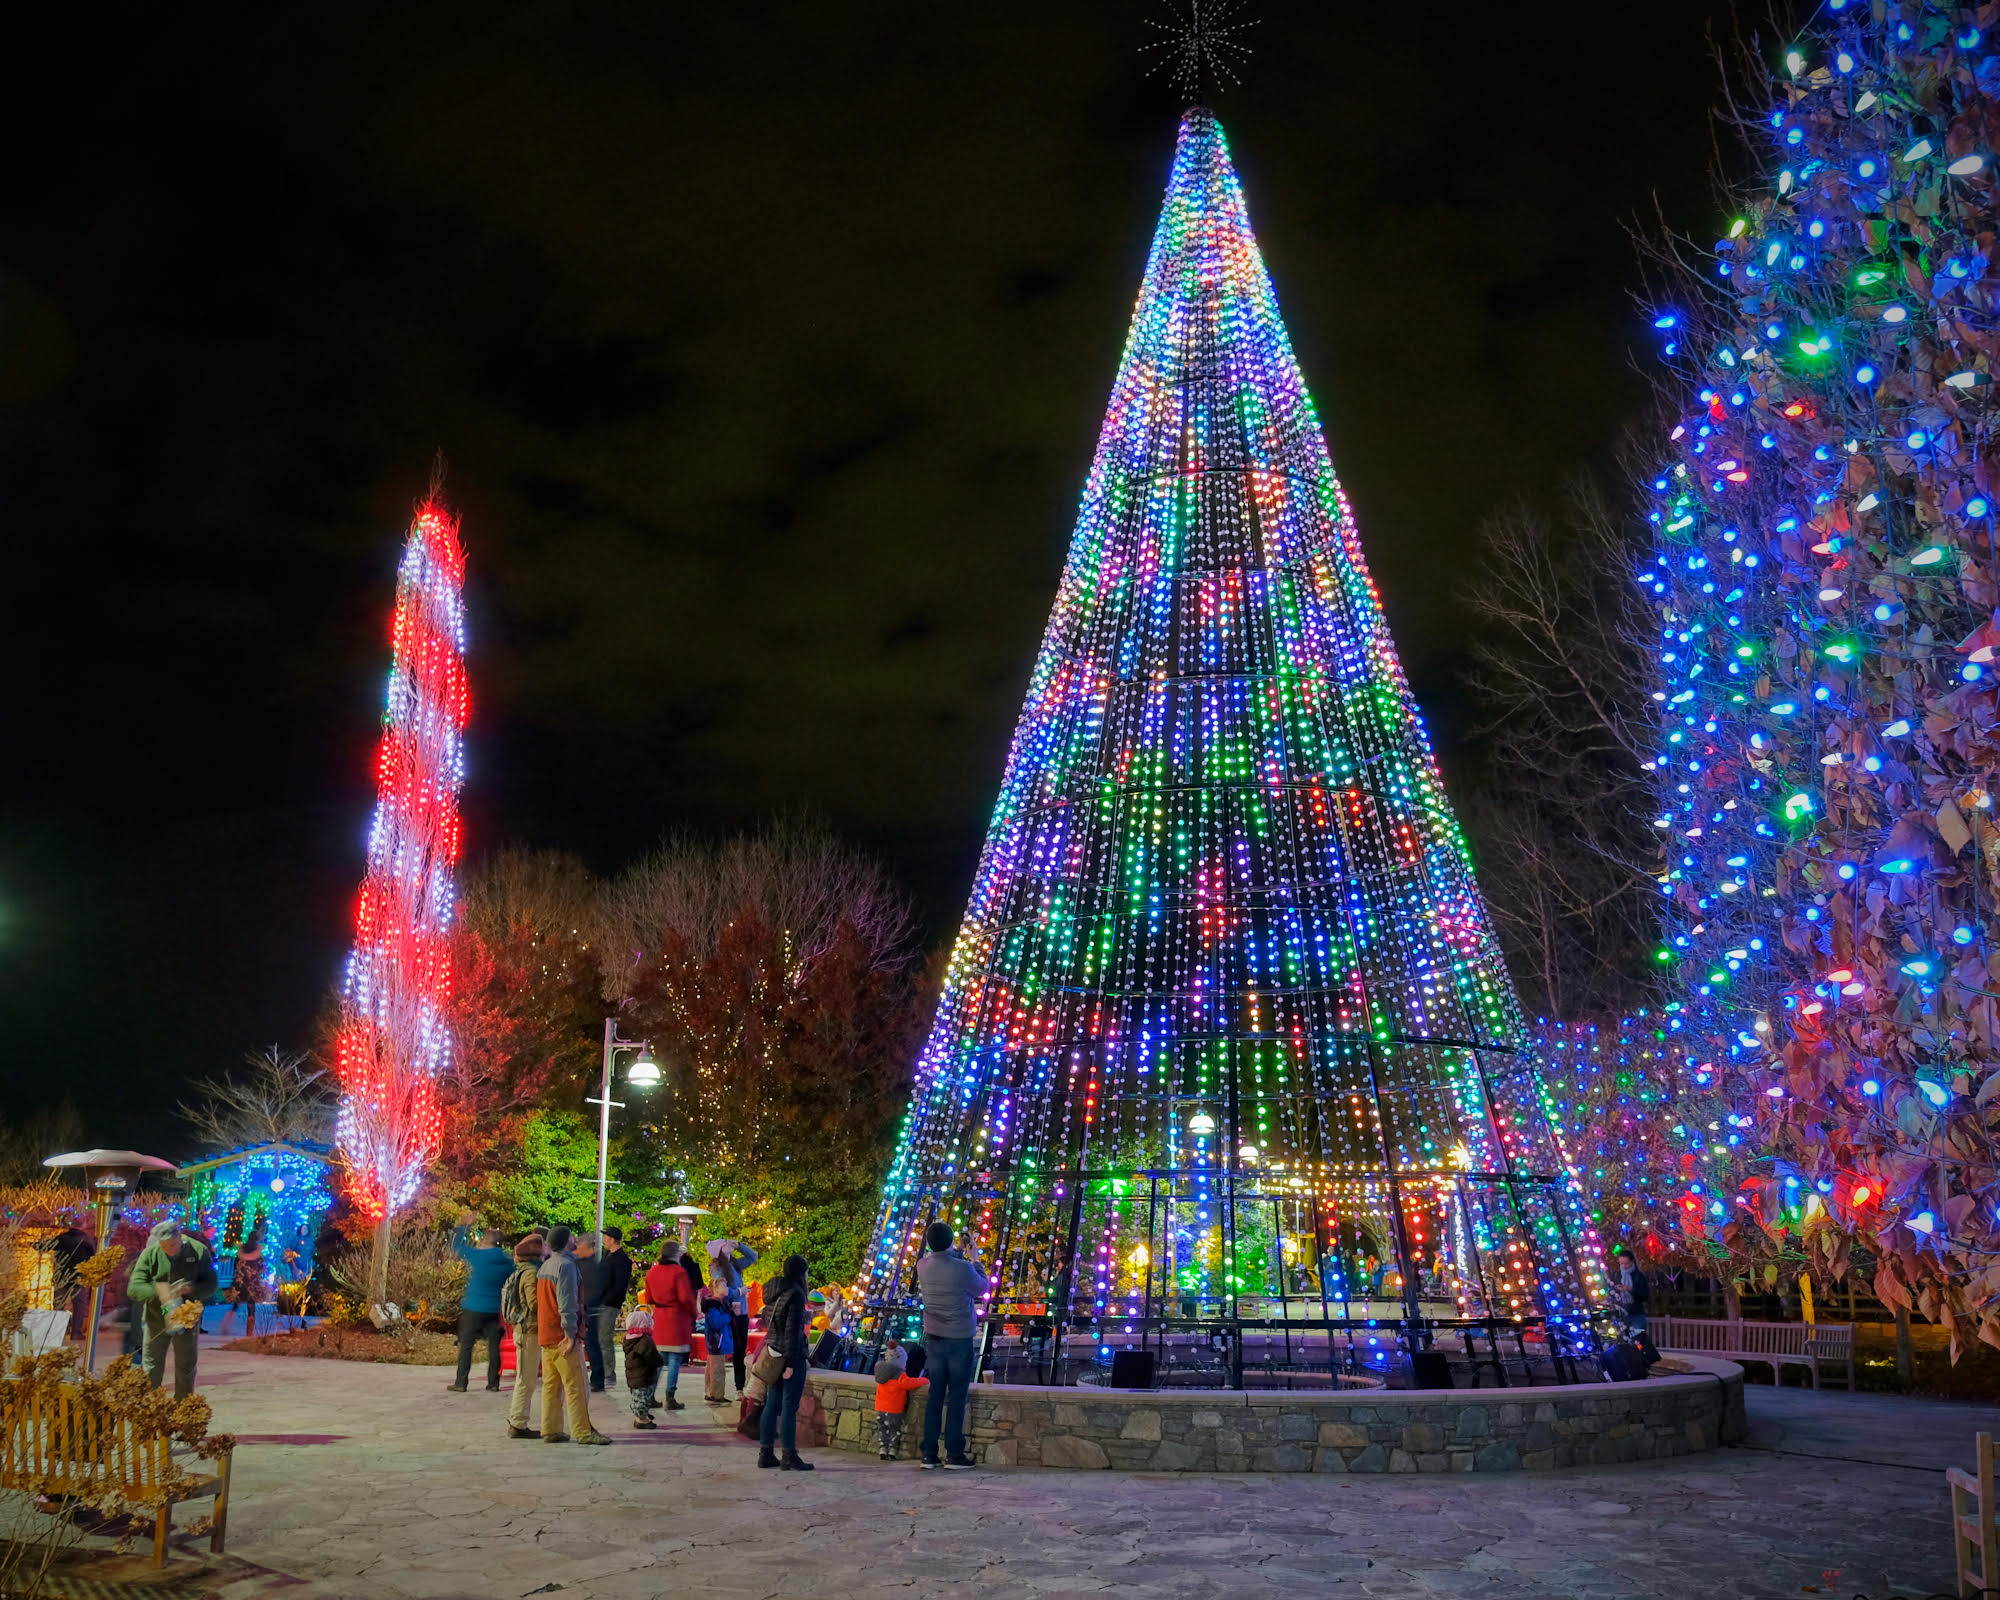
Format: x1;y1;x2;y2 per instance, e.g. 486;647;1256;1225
1141;0;1258;101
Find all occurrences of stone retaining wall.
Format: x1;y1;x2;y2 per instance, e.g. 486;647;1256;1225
804;1356;1745;1473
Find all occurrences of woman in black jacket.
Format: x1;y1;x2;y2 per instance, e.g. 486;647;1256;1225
756;1254;813;1471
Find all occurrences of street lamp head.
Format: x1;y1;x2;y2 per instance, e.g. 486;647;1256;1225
625;1048;662;1088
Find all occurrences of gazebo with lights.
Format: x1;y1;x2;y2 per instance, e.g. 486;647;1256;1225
855;108;1610;1387
177;1140;335;1300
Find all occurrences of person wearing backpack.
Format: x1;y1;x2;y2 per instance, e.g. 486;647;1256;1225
502;1233;547;1439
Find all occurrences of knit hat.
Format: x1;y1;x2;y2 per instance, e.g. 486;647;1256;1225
873;1351;906;1383
546;1225;573;1254
513;1236;543;1262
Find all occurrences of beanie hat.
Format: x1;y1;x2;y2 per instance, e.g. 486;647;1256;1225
546;1225;573;1254
925;1221;953;1252
873;1352;906;1383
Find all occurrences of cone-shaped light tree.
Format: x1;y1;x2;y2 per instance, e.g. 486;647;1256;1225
335;492;470;1300
860;110;1608;1377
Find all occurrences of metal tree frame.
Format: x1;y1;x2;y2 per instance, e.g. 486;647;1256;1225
858;109;1608;1386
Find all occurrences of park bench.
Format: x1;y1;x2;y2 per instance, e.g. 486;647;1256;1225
0;1376;233;1566
1651;1315;1855;1390
1949;1430;1998;1598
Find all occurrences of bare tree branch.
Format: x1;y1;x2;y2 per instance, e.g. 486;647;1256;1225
178;1045;336;1152
1459;471;1662;1019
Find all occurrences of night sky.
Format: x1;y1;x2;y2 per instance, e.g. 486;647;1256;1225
0;1;1738;1150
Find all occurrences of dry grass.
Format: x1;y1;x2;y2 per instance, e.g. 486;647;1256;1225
221;1327;458;1366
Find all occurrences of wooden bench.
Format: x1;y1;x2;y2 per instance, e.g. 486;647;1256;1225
0;1377;232;1566
1949;1430;1998;1598
1651;1315;1856;1390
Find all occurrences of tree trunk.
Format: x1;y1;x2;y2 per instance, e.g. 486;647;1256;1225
1723;1280;1742;1321
1894;1303;1916;1386
369;1213;393;1309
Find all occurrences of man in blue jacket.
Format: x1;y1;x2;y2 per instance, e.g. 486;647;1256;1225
451;1212;515;1392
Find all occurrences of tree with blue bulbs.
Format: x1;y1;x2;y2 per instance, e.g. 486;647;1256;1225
1640;0;2000;1350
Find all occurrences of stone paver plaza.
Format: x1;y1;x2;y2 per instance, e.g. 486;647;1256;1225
129;1344;1989;1599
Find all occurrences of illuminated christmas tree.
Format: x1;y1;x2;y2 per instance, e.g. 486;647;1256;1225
335;489;469;1296
1640;5;2000;1343
859;109;1607;1376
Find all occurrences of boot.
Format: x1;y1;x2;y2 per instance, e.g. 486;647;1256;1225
757;1446;779;1469
665;1394;686;1411
780;1451;815;1472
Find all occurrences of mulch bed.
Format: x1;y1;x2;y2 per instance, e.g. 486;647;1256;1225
219;1327;456;1366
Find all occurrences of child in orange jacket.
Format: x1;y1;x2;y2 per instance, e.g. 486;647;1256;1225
872;1343;929;1460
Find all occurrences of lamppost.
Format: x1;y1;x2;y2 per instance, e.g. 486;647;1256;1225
43;1148;177;1374
590;1020;661;1246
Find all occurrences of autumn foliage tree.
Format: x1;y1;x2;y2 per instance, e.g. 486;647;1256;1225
606;820;930;1279
436;848;606;1204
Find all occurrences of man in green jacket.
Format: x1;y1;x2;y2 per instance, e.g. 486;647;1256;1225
127;1219;217;1398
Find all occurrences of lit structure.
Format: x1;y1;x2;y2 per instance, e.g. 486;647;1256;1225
860;109;1607;1380
1528;1016;1720;1265
179;1140;336;1293
334;496;469;1226
1638;4;2000;1340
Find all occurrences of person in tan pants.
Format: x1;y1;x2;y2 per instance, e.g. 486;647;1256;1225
503;1233;547;1438
536;1226;608;1445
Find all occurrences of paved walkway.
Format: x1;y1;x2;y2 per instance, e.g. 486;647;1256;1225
129;1348;1989;1599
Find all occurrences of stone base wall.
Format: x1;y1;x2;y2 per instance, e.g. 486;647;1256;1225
806;1357;1745;1473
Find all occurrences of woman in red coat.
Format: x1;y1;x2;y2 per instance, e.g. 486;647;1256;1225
642;1239;697;1411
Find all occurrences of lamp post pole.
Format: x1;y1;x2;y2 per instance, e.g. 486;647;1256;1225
590;1021;657;1246
83;1177;125;1374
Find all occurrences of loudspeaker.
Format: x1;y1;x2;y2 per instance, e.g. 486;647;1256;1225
1412;1350;1454;1390
1108;1349;1155;1389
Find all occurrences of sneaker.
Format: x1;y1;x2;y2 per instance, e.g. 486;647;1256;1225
542;1433;570;1444
508;1427;541;1439
879;1451;895;1461
943;1455;976;1471
446;1382;468;1393
921;1457;940;1470
575;1432;612;1446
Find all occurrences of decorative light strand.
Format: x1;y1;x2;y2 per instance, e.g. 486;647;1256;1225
334;497;469;1223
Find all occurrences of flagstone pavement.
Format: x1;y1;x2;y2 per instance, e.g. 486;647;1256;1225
124;1345;1997;1600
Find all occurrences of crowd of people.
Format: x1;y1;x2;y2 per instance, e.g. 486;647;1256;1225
450;1215;838;1468
39;1203;996;1473
449;1214;994;1470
